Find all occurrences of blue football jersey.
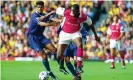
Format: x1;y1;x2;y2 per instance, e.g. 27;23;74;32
27;11;51;35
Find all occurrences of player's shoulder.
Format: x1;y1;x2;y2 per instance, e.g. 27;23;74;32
81;11;87;20
31;12;38;18
64;9;71;16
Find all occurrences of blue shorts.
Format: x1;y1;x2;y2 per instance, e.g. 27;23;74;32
64;42;77;58
27;34;50;52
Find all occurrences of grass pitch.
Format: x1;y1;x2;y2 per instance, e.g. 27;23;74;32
1;61;133;80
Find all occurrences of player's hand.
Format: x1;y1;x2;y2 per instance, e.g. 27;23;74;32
54;21;61;26
49;22;60;27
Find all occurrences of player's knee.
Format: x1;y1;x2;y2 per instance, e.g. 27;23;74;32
51;48;57;54
77;43;82;48
65;57;70;63
38;50;47;59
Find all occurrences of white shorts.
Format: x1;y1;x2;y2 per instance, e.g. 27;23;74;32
110;39;124;51
59;30;82;44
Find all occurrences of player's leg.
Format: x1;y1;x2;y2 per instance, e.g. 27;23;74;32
109;39;117;69
41;38;58;80
38;50;51;71
65;57;81;80
118;51;126;68
56;44;69;74
45;43;61;65
57;47;70;75
45;43;62;66
74;56;77;69
38;50;57;80
54;53;66;72
116;40;126;68
72;37;83;73
110;48;116;68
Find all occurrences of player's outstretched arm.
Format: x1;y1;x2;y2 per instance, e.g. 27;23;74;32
39;11;56;21
38;21;59;27
51;18;62;23
84;16;100;42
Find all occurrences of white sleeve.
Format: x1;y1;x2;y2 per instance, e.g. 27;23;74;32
120;26;124;32
56;7;65;16
107;27;111;35
84;16;92;26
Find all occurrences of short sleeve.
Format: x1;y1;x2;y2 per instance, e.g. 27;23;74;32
120;26;124;32
56;7;65;16
107;27;111;35
84;16;92;26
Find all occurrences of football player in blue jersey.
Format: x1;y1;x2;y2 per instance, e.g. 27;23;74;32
27;1;60;80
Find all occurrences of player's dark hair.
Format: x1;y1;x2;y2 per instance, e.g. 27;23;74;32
36;1;44;6
71;4;79;11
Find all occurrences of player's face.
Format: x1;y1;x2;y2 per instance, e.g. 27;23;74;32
36;5;44;14
72;9;80;18
113;16;118;23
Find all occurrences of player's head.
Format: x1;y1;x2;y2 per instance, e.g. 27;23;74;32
112;15;119;23
36;1;44;14
71;4;80;18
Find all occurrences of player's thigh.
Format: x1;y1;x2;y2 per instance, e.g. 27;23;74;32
117;50;124;56
110;48;116;55
72;37;83;48
27;35;43;52
45;43;56;53
116;40;124;51
110;39;116;49
57;44;68;56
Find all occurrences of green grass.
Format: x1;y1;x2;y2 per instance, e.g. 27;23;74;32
1;61;133;80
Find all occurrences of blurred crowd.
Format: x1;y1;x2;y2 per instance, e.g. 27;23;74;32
0;0;133;62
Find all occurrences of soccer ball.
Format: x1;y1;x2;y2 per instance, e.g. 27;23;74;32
39;71;49;80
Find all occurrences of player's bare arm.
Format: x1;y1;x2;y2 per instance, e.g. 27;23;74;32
38;21;59;27
39;11;56;21
84;16;100;42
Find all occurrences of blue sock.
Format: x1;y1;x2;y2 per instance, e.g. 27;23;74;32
66;62;77;77
42;59;51;71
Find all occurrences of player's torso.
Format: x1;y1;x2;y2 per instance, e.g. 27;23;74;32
62;10;87;33
109;24;121;39
28;12;48;35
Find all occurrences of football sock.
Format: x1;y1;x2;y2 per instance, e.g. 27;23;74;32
66;62;77;77
42;59;51;71
120;55;125;66
110;56;115;67
77;48;83;68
